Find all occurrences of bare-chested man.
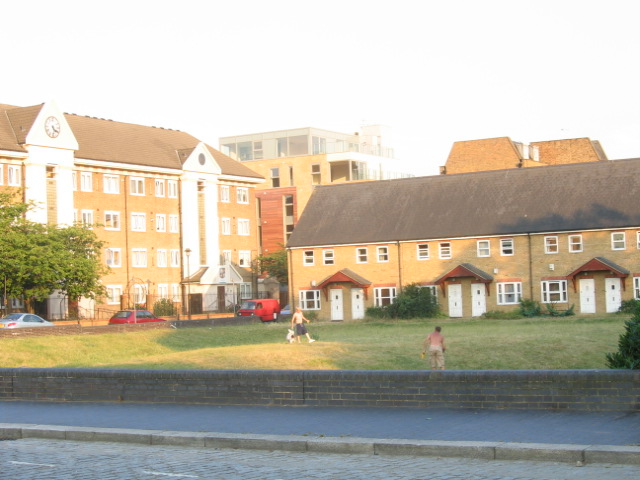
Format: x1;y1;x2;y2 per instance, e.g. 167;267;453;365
422;326;446;370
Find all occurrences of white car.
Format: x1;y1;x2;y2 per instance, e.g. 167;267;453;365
0;313;55;328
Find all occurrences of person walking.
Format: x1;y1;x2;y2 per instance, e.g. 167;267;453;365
422;326;446;370
291;307;316;343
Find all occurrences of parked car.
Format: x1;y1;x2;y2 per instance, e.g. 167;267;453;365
108;310;165;325
236;299;281;322
0;313;55;328
280;304;291;315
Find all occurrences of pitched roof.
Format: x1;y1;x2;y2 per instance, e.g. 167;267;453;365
0;103;262;179
287;159;640;248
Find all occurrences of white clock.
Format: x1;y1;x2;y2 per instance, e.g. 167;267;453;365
45;116;61;138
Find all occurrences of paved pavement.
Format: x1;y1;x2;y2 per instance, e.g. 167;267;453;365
1;401;639;466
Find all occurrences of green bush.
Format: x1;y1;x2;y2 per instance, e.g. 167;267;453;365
519;298;542;317
482;309;523;319
153;298;177;317
618;299;640;315
606;315;640;369
366;284;440;320
545;303;575;317
365;306;388;319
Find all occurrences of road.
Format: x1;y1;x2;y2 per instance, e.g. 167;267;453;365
3;438;638;480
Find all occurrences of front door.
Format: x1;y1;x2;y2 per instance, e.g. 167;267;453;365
448;284;463;317
579;278;596;314
330;288;344;321
351;288;365;320
471;283;486;317
605;278;622;313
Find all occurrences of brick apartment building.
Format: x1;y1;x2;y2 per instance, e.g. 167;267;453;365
0;101;264;319
287;159;640;320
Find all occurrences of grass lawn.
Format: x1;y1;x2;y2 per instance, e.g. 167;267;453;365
0;315;628;370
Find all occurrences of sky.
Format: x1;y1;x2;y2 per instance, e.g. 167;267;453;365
3;0;640;176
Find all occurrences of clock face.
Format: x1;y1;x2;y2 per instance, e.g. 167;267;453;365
45;116;61;138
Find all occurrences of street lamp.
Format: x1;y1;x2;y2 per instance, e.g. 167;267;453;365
185;248;192;321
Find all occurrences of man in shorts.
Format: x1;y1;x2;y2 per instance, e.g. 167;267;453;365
422;326;446;370
291;307;315;343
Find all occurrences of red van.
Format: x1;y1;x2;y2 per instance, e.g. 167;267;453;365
236;299;281;322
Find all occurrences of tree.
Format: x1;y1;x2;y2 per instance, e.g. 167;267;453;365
254;247;288;283
366;283;440;319
0;192;107;311
606;306;640;369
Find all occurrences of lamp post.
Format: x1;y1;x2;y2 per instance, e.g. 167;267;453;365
185;248;192;321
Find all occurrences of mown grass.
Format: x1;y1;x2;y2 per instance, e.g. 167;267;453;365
0;315;627;370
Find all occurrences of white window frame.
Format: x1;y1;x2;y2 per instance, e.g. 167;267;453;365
131;213;146;232
637;232;640;250
132;248;147;268
133;284;146;305
303;250;315;266
158;284;169;299
240;283;252;300
568;234;583;253
497;282;522;305
130;177;145;195
238;250;251;268
611;232;626;250
170;249;180;267
374;287;397;307
222;250;232;265
500;238;514;256
106;248;121;268
103;174;120;194
219;185;230;203
377;246;389;263
155;179;166;197
104;211;121;230
439;242;452;259
157;249;168;267
356;247;368;263
156;214;166;232
0;165;3;185
169;214;179;233
237;218;250;236
105;285;123;305
635;277;640;300
221;217;231;235
541;280;568;303
544;236;559;254
417;244;429;260
80;172;93;192
419;285;438;298
299;290;320;310
236;187;249;204
80;209;94;228
167;180;178;198
7;165;20;186
323;249;335;265
171;283;180;302
477;240;490;257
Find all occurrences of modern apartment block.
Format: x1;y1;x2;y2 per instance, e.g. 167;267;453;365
219;125;413;255
0;101;264;319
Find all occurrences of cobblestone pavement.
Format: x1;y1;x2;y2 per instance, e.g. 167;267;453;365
2;438;639;480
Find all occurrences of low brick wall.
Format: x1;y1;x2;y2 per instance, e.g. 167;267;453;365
0;369;638;412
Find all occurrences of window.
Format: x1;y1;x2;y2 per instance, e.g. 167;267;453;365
155;179;165;197
106;248;121;267
377;246;389;262
104;211;120;230
497;282;522;305
323;250;334;265
106;285;122;305
637;232;640;249
477;240;490;257
170;250;180;267
221;250;232;265
171;284;180;302
568;235;583;253
356;247;368;263
168;180;178;198
417;244;429;260
439;242;452;259
311;163;321;185
103;174;120;194
239;250;251;267
132;249;147;267
270;168;280;188
158;284;169;299
612;232;626;250
500;238;514;256
289;166;294;186
133;284;146;305
80;172;93;192
131;213;146;232
541;280;568;303
169;214;179;233
240;283;252;300
219;185;230;202
237;218;250;235
7;165;20;186
156;214;166;232
130;177;145;195
299;290;320;310
544;236;559;254
157;249;168;267
635;277;640;300
81;210;94;228
303;250;314;266
420;285;438;298
237;187;249;204
374;287;397;307
71;171;75;190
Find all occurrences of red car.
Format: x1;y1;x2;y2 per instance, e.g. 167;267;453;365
108;310;165;325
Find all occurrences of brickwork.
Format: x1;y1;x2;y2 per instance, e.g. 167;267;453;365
0;368;637;412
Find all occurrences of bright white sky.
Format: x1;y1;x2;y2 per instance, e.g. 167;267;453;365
3;0;639;176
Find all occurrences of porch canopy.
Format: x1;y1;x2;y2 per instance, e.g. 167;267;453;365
434;263;494;295
317;268;372;300
567;257;630;291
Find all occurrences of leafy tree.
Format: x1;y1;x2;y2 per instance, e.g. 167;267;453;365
366;283;439;319
254;247;288;283
0;192;107;311
606;312;640;369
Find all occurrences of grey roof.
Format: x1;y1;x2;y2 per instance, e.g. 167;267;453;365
287;159;640;248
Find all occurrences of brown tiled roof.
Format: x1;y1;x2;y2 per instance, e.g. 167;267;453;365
287;159;640;248
0;103;262;179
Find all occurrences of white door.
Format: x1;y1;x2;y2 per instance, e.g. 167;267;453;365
579;278;596;314
330;288;344;321
448;284;463;317
471;283;487;317
605;278;622;313
351;288;365;320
